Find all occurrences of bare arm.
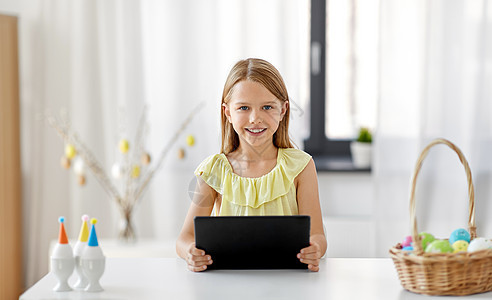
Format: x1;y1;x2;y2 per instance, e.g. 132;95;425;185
176;176;217;271
295;159;327;271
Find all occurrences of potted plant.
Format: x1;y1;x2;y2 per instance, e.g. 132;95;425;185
350;127;372;169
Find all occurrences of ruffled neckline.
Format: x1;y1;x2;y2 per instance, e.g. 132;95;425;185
194;148;311;209
218;148;283;180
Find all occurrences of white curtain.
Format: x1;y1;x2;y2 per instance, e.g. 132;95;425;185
374;0;492;256
20;0;309;287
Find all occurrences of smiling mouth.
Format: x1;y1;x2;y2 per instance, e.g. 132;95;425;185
246;128;266;134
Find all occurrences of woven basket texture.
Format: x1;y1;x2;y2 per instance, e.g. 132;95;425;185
389;138;492;296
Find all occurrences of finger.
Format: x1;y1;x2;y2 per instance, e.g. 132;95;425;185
299;257;320;266
308;264;320;272
187;254;213;266
188;254;212;263
298;252;321;260
189;247;206;256
300;244;320;254
189;260;210;267
188;264;208;272
188;258;213;268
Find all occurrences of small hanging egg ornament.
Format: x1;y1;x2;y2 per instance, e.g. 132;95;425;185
73;157;85;175
141;153;151;165
60;156;71;169
119;139;130;154
65;144;77;159
131;165;141;178
177;148;185;159
186;135;195;147
111;163;123;179
78;174;86;186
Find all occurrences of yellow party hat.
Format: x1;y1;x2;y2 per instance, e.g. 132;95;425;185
78;214;90;242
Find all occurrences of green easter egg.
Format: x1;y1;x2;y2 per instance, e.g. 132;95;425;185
425;239;453;253
419;232;435;249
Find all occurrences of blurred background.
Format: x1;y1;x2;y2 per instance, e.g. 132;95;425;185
1;0;491;297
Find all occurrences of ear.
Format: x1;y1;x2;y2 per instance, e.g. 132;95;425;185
222;103;232;123
280;101;288;121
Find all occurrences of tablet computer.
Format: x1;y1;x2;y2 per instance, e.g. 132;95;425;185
194;215;310;270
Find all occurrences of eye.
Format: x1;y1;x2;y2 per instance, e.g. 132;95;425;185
238;106;249;111
263;105;273;110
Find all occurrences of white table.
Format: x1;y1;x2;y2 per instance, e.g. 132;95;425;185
20;258;492;299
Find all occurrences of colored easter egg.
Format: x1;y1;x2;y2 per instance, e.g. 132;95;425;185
402;246;413;251
402;236;412;248
452;240;469;253
73;157;85;175
177;148;185;159
418;232;435;250
468;238;490;252
449;228;471;245
186;135;195;146
141;153;151;165
119;139;130;154
131;165;140;178
60;156;71;169
65;144;77;159
111;163;123;179
425;240;453;253
77;174;86;186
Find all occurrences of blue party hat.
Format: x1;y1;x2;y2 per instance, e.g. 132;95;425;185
88;218;99;247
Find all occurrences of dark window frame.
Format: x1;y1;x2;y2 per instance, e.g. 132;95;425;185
303;0;370;172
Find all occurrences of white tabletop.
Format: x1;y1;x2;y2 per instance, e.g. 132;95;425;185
20;258;492;300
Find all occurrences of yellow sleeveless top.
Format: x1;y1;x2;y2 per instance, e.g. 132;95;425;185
194;148;311;216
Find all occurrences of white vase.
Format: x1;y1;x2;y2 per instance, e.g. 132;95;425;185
350;142;372;169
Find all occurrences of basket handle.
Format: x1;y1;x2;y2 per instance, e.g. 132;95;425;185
410;138;476;254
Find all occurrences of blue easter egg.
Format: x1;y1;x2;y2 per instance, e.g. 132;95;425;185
449;228;470;245
402;246;413;251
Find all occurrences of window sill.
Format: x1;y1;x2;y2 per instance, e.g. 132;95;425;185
311;155;371;173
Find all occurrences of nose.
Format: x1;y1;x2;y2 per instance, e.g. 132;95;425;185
249;109;262;124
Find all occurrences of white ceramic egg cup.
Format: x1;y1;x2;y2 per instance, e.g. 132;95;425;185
73;242;89;289
81;256;105;292
50;257;75;292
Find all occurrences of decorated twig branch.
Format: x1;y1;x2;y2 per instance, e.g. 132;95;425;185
46;102;204;241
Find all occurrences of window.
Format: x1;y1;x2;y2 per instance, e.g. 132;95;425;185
304;0;379;171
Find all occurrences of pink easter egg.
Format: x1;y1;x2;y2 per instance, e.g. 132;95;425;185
402;236;412;248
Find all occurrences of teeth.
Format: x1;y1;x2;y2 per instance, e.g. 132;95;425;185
247;128;265;133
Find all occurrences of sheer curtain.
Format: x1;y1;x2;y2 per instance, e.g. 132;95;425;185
374;0;492;256
20;0;309;287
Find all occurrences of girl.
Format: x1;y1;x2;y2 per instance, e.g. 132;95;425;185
176;58;327;272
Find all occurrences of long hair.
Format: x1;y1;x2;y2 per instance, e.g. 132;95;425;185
220;58;293;154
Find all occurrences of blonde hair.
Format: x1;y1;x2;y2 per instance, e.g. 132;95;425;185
220;58;293;154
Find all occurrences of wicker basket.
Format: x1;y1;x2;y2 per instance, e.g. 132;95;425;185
389;138;492;296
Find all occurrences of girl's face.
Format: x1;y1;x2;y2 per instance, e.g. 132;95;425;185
223;80;288;151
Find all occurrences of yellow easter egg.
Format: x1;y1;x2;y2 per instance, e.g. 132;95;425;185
65;144;77;159
186;135;195;147
452;240;469;253
119;139;130;154
131;165;141;178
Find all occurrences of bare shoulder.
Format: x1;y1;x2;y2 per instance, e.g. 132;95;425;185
295;158;317;187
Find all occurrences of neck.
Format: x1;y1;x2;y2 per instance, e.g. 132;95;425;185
235;143;278;161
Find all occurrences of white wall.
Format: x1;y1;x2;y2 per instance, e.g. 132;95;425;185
318;173;375;257
0;0;19;15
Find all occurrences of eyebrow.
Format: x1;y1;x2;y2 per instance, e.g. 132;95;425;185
234;101;279;106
